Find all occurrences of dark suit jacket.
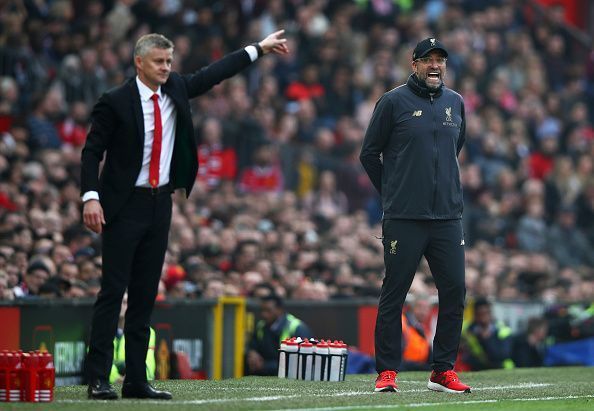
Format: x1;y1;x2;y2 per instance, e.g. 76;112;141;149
81;48;253;223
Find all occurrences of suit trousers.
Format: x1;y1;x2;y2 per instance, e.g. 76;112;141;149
85;190;172;383
375;219;466;373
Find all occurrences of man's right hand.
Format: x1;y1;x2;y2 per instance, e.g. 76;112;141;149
83;199;106;234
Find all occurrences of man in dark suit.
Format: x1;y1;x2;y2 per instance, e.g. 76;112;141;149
81;30;288;400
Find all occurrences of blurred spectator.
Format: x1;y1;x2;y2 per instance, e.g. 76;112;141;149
529;135;558;180
238;144;283;194
232;240;261;274
38;278;63;298
0;76;20;130
56;48;106;107
459;298;514;371
302;170;348;224
546;205;594;268
106;0;137;44
197;117;237;191
511;317;549;368
285;63;325;103
26;92;63;150
246;294;312;376
544;156;581;220
337;142;375;213
575;179;594;244
56;101;89;147
0;270;15;300
516;199;547;252
13;260;51;298
400;296;433;372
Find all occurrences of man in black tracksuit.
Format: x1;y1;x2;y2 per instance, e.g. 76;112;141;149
360;38;471;394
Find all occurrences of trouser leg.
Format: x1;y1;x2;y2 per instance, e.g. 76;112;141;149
124;194;171;383
85;198;146;381
424;219;466;372
375;219;428;373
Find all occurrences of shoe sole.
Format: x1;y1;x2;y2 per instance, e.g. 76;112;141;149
122;395;172;400
88;393;118;400
427;381;471;394
374;386;397;392
122;391;173;400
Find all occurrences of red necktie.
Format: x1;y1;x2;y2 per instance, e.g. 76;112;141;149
149;94;162;188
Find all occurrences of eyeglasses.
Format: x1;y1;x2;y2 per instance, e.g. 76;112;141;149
415;57;447;65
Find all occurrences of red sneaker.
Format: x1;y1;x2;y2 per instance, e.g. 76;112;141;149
427;370;471;393
374;370;398;392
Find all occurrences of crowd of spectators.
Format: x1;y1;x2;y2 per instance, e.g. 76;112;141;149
1;0;594;306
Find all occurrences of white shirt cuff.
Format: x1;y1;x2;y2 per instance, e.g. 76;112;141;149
82;191;100;202
244;45;258;62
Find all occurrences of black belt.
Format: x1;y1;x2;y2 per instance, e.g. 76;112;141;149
133;184;172;195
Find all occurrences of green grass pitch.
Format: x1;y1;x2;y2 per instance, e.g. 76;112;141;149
3;367;593;410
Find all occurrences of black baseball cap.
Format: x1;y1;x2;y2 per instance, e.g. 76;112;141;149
413;38;448;60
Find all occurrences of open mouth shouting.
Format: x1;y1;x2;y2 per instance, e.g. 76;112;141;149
423;69;443;89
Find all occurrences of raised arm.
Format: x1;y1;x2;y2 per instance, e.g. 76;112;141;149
182;30;288;98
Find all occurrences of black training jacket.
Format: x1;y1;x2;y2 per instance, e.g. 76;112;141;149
360;74;466;220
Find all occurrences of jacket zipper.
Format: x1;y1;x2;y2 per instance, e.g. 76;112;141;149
430;94;438;217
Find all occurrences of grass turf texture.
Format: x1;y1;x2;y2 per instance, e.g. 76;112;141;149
3;367;593;410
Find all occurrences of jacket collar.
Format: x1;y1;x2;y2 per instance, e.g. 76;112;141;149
406;73;443;99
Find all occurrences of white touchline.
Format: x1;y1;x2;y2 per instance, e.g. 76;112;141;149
473;382;551;391
55;382;556;405
53;392;594;408
276;394;594;411
57;395;302;405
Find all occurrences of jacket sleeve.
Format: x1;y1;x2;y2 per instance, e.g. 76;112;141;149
80;93;116;195
456;99;466;156
359;94;393;195
182;49;253;98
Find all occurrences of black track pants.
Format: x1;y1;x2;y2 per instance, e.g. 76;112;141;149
375;219;466;373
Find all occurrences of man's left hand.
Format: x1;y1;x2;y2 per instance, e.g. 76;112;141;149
247;350;264;372
259;30;289;55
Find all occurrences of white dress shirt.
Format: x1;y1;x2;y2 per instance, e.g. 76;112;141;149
133;76;176;188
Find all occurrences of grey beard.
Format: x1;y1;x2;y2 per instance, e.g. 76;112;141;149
416;73;442;90
425;79;442;90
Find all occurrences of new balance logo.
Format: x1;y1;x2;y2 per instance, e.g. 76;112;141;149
412;110;423;117
460;239;465;246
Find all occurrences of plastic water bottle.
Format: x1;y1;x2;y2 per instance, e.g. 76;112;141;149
328;341;343;382
313;340;329;381
21;353;39;402
278;339;289;378
298;340;314;380
338;341;348;381
285;339;299;379
4;352;21;402
37;352;54;402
